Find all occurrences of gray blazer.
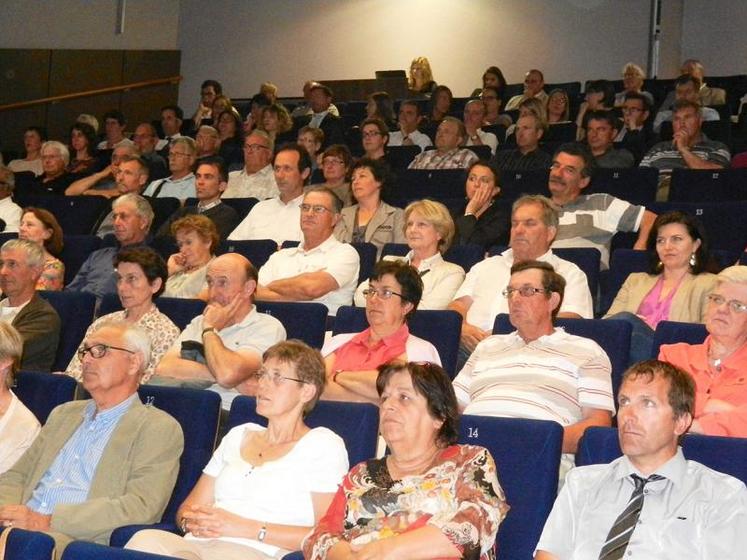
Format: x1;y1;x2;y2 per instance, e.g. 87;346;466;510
334;202;406;258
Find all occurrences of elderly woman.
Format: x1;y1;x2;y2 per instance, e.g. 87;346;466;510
605;211;717;363
65;247;179;383
67;121;98;177
18;207;65;291
546;88;571;123
260;103;294;144
164;215;218;299
126;340;349;560
31;141;73;195
0;322;40;474
408;56;437;97
360;118;389;161
315;144;353;207
7;126;46;176
334;158;404;258
614;62;654;107
659;265;747;438
322;260;441;403
356;200;465;310
451;160;511;250
305;361;507;560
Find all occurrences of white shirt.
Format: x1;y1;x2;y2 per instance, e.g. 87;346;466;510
142;173;196;200
258;235;359;316
0;196;22;233
465;129;499;155
388;130;433;152
7;158;43;176
223;165;278;199
96;137;134;150
0;298;30;324
309;110;330;129
228;194;303;245
453;248;594;330
0;391;41;474
155;133;184;152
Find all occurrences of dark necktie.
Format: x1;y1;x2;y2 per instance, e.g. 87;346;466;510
598;473;664;560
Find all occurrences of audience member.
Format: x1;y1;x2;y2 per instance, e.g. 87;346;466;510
94;155;150;237
356;200;465;310
290;80;340;119
615;92;654;162
492;113;552;171
388;100;433;152
296;126;324;170
260;103;294;145
504;96;548;139
408;117;478;170
243;93;272;135
132;123;169;180
463;99;498;155
659;59;727;114
0;239;60;371
535;360;747;559
407;56;437;97
257;187;359;316
614;62;654;107
65;247;179;383
365;91;397;129
29;141;73;195
222;130;278;199
143;137;197;199
163;215;217;299
294;84;345;148
156;105;186;153
260;81;278;103
18;207;64;291
585;110;635;168
360;118;389;160
471;65;508;99
305;361;506;560
194;125;221;159
7;127;45;176
66;144;139;196
314;144;353;207
575;80;616;141
191;79;223;127
481;86;512;127
0;321;183;553
76;114;99;134
67;122;98;177
505;69;548;111
215;108;244;168
424;85;453;127
652;74;721;134
126;340;349;560
97;109;133;150
546;88;571;123
0;167;22;233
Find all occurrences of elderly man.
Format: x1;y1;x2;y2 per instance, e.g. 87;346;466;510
0;321;183;552
585;110;635;168
143;137;197;200
29;141;73;195
641;99;730;197
156;105;186;152
95;156;151;237
0;240;60;371
155;253;285;409
408;117;479;170
97;109;134;150
463;99;498;155
504;69;548;111
653;74;721;134
293;84;345;148
448;195;593;357
66;143;140;196
132;122;168;180
256;186;359;316
548;143;656;269
290;80;340;119
0;167;22;232
387;100;432;152
195;125;221;158
658;59;727;119
491;113;552;170
536;360;747;559
67;194;152;299
228;144;308;245
454;260;614;475
222;130;278;199
156;156;239;241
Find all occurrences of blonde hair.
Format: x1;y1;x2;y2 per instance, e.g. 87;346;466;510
0;323;23;387
715;265;747;288
404;199;455;253
408;56;434;89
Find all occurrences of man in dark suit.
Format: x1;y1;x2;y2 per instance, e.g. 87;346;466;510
293;84;345;148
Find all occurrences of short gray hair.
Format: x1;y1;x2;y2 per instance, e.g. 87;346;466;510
42;141;70;166
715;265;747;289
1;239;45;268
94;320;152;375
247;129;274;153
113;193;154;229
512;194;559;229
172;136;197;155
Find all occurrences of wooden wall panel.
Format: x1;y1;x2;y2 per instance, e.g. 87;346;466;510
48;50;124;96
0;49;50;105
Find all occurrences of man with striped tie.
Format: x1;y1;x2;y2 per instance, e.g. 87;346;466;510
535;360;747;559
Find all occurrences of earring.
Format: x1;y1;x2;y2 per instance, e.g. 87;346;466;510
689;253;696;267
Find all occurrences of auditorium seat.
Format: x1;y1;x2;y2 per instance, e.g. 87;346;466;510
63;541;179;559
651;320;708;358
218;197;259;217
382;242;485;273
39;290;96;371
587;167;659;206
544;121;577;143
552;247;601;298
384;145;421;170
465;145;492;160
390;169;466;207
145;197;181;233
500;169;550;203
19;195;111;235
60;235;102;284
599;249;647;315
483;124;507;143
0;527;55;560
668;168;747;202
14;370;77;424
256;301;328;348
459;415;563;560
218;238;278;268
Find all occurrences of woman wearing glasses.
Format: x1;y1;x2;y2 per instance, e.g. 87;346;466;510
659;265;747;438
126;340;349;560
64;247;179;383
314;144;353;207
360;118;389;161
322;261;441;404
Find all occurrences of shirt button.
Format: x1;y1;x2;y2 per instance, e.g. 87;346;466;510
41;502;47;507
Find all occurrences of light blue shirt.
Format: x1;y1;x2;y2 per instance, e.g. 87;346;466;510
27;394;138;514
143;173;196;199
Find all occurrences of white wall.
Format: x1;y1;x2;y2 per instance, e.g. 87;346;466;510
177;0;654;107
0;0;179;50
681;0;747;76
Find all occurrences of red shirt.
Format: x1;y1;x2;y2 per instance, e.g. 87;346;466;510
333;324;410;371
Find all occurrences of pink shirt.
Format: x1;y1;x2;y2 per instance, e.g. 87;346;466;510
637;276;681;329
332;324;409;371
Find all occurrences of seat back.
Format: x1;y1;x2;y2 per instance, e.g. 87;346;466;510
39;290;96;371
390;169;467;207
60;235;102;284
2;527;55;560
22;195;111;235
255;301;328;348
384;145;421;170
63;541;178;560
669;168;747;202
552;247;600;297
219;197;260;217
145;197;181;233
226;396;379;467
600;249;648;315
459;415;563;560
500;169;550;204
333;306;462;376
588;167;659;206
382;243;485;273
218;238;278;268
14;371;77;424
651;320;708;358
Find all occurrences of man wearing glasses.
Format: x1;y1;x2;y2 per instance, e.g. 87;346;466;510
142;137;197;200
0;322;183;554
453;260;614;476
223;130;278;199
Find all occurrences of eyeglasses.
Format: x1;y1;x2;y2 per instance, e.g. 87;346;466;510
168;152;192;159
362;287;404;300
300;203;332;214
322;158;345;166
77;343;135;360
362;131;382;138
252;370;307;386
622;107;643;113
706;294;747;313
244;144;269;153
502;286;549;298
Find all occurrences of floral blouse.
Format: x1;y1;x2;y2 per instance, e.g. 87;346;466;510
35;256;64;291
304;444;508;560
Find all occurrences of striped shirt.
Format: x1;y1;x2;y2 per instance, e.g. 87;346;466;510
27;394;138;514
408;148;478;170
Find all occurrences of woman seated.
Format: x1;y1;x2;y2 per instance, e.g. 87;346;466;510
659;265;747;438
164;215;217;299
0;322;40;474
216;108;244;168
605;211;717;363
297;126;324;171
67;121;98;177
65;247;180;383
315;144;353;207
260;102;294;145
481;85;512;128
7;126;45;176
451;160;511;250
365;91;397;130
575;80;615;140
504;96;547;139
360;118;389;161
323;261;441;403
18;207;65;291
334;158;404;258
471;65;507;99
546;88;571;124
304;361;508;560
356;200;465;310
126;340;349;560
408;56;437;98
424;85;453;128
614;62;654;107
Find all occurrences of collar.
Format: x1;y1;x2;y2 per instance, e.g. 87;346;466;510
243;164;273;178
276;192;304;207
197;199;221;211
85;392;138;423
297;234;338;255
405;250;444;271
614;447;686;487
434;147;461;158
348;323;410;349
500;247;554;263
166;172;195;184
312;109;330;119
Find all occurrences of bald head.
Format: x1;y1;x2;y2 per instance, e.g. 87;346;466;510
206;252;258;310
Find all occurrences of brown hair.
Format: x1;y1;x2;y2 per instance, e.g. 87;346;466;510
171;214;220;254
22;207;64;256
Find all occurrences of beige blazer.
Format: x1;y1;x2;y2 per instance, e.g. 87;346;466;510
604;272;717;323
334;202;406;258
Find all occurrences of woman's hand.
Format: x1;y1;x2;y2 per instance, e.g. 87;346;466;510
181;504;256;539
465;184;493;218
167;253;187;276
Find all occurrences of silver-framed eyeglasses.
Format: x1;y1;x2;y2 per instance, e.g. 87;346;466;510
77;343;135;360
300;203;332;214
362;287;404;300
502;286;549;298
252;370;307;386
706;294;747;313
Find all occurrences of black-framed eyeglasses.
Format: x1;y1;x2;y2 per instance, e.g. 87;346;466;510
362;287;404;300
706;294;747;313
502;286;549;298
252;370;308;386
77;343;136;360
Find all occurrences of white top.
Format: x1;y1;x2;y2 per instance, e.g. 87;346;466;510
354;252;464;310
228;194;303;245
155;133;184;152
162;262;210;299
143;173;196;200
0;298;29;324
7;158;43;176
192;423;349;557
0;196;22;233
453;248;593;330
536;449;747;559
96;137;135;150
224;165;279;200
0;391;41;474
388;130;433;152
174;306;287;409
465;129;499;155
322;331;442;366
258;236;359;316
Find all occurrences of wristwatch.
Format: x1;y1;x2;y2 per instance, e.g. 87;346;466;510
258;523;268;542
202;327;217;338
